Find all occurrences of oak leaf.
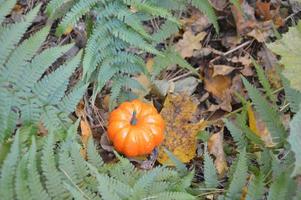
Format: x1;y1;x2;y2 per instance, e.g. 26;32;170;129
175;31;207;58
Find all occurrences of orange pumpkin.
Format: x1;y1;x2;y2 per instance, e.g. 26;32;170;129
107;99;165;157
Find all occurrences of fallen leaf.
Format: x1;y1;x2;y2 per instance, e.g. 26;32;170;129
229;55;253;76
209;0;227;10
257;46;282;88
181;8;210;32
212;65;235;77
80;118;92;159
174;77;199;95
175;31;207;58
256;0;272;20
157;93;207;165
231;0;257;35
204;75;232;99
152;80;174;97
247;104;275;147
208;129;228;175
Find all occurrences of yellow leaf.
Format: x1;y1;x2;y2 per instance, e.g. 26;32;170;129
64;25;73;35
80;118;92;159
247;103;258;135
247;104;275;147
157;93;207;165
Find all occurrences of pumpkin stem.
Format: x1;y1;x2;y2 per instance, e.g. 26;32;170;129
130;111;137;125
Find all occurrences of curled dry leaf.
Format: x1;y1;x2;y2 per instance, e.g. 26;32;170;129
207;129;228;175
209;0;227;11
212;65;235;77
204;75;232;99
80;118;92;159
204;74;233;112
175;31;207;58
157;93;207;165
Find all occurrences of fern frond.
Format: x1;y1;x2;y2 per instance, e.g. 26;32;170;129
0;0;17;24
15;154;31;200
59;83;88;113
0;5;40;67
87;163;125;200
2;26;50;83
226;149;248;200
18;44;74;92
288;110;301;177
224;119;247;150
42;133;67;199
152;20;180;44
27;137;51;200
153;191;195;200
64;182;86;200
87;137;104;169
246;173;265;200
242;77;286;144
267;172;291;200
282;75;301;113
56;0;99;36
33;50;82;104
204;144;219;188
191;0;219;32
0;132;20;200
252;58;276;102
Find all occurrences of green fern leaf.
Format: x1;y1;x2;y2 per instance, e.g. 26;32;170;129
2;26;50;82
204;144;219;188
154;191;195;200
282;75;301;113
33;50;82;104
0;5;40;67
87;137;104;169
226;149;248;200
0;132;20;200
246;173;265;200
15;154;31;200
27;137;51;200
17;43;73;89
242;77;286;144
0;0;17;24
56;0;99;36
42;133;67;199
288;110;301;177
191;0;219;33
252;58;275;102
267;172;291;200
224;119;247;150
267;21;301;92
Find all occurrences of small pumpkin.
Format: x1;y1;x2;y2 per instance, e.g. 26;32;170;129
107;99;165;157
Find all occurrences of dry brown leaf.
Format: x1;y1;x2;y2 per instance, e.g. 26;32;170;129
209;0;227;11
175;31;207;58
180;9;210;32
204;75;232;99
157;93;207;165
80;118;92;159
208;129;228;175
256;0;272;20
247;104;275;147
230;55;254;76
231;0;257;35
75;100;85;117
212;65;235;77
257;47;282;88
